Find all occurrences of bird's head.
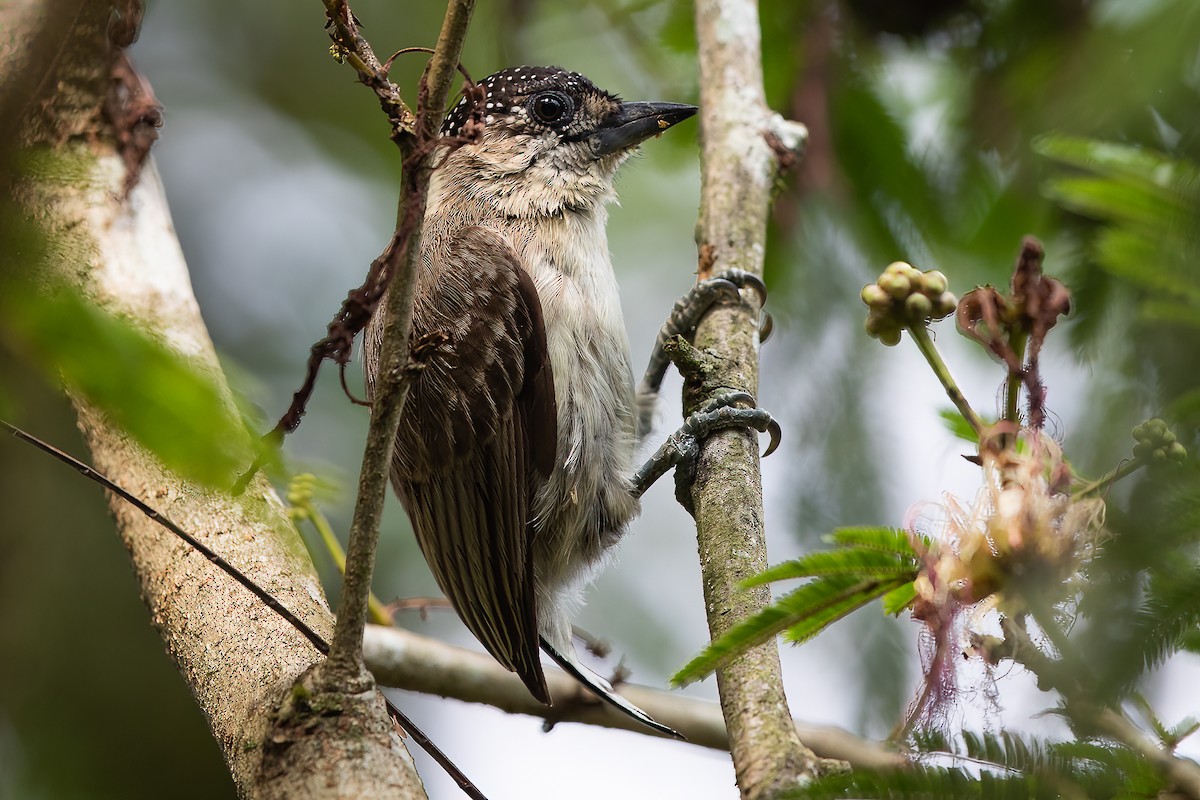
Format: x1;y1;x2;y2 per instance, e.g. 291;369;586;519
433;66;696;217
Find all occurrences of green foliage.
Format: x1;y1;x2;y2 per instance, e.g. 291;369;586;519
1;280;253;487
745;548;916;585
1093;566;1200;700
830;78;946;258
672;528;919;686
881;582;919;616
1038;137;1200;307
826;525;921;555
795;731;1169;799
939;408;981;444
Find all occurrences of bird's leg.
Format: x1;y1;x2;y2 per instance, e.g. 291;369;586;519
631;270;778;507
630;390;780;504
635;269;769;441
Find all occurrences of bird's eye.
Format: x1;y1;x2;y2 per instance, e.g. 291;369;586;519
530;91;572;125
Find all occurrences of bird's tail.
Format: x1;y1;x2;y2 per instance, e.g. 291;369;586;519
539;636;683;739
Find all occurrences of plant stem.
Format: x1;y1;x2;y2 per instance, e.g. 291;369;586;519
908;324;985;436
1004;331;1027;426
293;492;394;627
1076;457;1146;497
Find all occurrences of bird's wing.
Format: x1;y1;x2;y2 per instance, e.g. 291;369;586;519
384;225;557;703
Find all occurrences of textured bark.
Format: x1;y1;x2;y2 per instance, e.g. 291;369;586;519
1;2;426;797
689;1;815;798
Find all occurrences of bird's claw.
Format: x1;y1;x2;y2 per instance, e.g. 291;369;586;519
708;268;767;307
680;393;781;459
630;389;782;504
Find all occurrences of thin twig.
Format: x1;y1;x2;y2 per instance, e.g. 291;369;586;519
322;0;415;141
1075;457;1145;498
319;0;476;687
230;2;428;495
288;478;393;626
998;616;1200;799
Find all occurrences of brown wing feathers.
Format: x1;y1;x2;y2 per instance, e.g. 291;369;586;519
390;226;556;703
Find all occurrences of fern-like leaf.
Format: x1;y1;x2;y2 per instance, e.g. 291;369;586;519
882;581;919;615
744;547;918;586
790;766;982;799
782;577;911;645
672;575;904;686
939;408;983;444
828;526;922;555
673;526;923;685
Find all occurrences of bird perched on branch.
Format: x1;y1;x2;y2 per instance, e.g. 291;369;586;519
365;66;772;737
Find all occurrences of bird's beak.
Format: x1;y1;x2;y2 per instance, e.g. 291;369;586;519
587;101;697;159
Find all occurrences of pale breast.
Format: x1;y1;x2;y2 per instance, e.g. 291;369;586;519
517;212;641;586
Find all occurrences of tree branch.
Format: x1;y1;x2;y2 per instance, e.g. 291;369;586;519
689;1;812;798
318;0;475;688
362;625;907;769
1;3;426;797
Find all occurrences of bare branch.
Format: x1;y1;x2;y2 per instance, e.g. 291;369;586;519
362;625;907;769
318;0;476;688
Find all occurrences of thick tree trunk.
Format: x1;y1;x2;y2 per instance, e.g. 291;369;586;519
0;2;426;797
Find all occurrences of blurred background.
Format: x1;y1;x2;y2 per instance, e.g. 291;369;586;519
3;0;1199;797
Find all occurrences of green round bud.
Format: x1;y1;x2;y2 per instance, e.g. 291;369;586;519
884;260;913;275
932;292;958;317
878;327;902;347
1168;441;1188;461
1153;449;1167;462
865;313;887;336
879;273;912;299
905;293;933;320
922;270;949;295
861;284;891;308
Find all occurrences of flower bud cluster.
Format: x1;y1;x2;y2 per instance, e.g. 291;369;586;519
1132;419;1187;463
861;261;957;346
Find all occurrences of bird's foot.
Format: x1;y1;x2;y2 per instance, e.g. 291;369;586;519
637;271;771;439
630;390;781;507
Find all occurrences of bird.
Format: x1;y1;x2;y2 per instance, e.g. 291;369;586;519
363;65;698;737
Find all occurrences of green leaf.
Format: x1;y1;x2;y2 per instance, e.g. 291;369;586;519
743;547;918;587
828;526;922;556
2;281;252;487
830;78;946;255
782;578;910;645
882;581;918;615
939;408;981;444
789;765;981;799
1128;568;1200;684
1035;136;1200;206
672;574;906;686
1169;717;1200;747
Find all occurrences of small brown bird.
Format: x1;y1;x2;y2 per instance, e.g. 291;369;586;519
365;66;699;736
